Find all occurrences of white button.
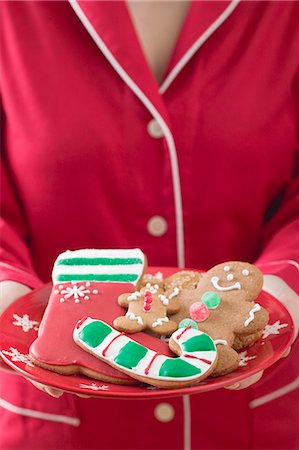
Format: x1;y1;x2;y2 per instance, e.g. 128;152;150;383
154;403;175;423
147;119;164;138
147;216;168;237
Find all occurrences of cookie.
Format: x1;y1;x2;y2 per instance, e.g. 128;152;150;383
30;248;148;384
113;283;180;336
164;270;203;291
170;261;269;376
52;248;147;285
74;318;218;389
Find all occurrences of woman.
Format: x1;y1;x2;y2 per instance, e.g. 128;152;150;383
1;1;298;449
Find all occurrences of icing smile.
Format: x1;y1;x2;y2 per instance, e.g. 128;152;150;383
211;276;241;292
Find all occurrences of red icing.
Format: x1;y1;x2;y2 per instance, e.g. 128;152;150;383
144;353;160;375
143;290;152;312
184;354;212;365
176;325;192;340
75;316;88;329
102;332;124;357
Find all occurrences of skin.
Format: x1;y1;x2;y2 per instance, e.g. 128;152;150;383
126;0;191;83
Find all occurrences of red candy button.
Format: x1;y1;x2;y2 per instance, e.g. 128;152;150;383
189;302;210;322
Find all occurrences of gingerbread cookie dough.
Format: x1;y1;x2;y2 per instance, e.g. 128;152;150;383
170;261;269;376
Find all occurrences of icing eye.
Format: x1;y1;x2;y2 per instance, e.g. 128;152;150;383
224;266;230;272
242;269;249;277
226;274;234;281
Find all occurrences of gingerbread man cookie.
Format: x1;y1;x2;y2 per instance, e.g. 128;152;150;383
170;261;269;376
163;270;203;292
113;283;180;336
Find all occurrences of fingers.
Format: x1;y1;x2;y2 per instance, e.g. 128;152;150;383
25;378;64;398
282;347;291;358
225;370;264;390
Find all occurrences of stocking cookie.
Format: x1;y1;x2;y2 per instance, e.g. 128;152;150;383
170;261;269;376
30;248;147;384
113;283;180;336
74;318;218;389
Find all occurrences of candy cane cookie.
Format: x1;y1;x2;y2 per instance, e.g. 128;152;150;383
73;318;218;389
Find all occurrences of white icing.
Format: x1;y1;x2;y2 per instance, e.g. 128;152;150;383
242;269;249;277
152;317;169;328
224;266;230;272
211;276;241;292
125;311;143;326
145;283;159;293
53;248;145;284
244;303;261;327
214;339;228;345
127;291;142;301
55;264;143;276
158;294;169;306
168;287;180;299
226;274;234;281
56;283;98;303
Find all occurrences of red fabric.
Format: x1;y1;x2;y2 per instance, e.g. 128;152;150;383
0;1;299;449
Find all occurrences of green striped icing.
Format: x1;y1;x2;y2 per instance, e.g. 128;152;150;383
181;334;215;353
79;321;112;348
57;257;143;266
56;274;138;282
53;249;145;285
114;341;148;369
159;359;201;378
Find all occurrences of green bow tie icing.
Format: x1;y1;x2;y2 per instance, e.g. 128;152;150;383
73;318;218;389
52;248;146;285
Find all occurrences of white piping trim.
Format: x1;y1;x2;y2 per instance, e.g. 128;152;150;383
249;376;299;409
183;395;191;450
159;0;241;94
69;0;185;268
258;259;299;271
0;397;80;427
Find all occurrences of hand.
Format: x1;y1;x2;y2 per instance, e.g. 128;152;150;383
25;378;64;398
225;346;291;390
0;280;31;316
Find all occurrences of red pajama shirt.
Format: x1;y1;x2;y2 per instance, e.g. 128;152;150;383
1;1;299;449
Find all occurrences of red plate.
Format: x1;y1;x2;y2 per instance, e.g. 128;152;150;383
0;267;294;399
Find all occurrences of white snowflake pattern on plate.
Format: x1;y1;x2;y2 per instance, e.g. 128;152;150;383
79;383;109;391
12;314;39;332
238;351;257;367
55;282;99;303
2;347;34;367
262;321;288;339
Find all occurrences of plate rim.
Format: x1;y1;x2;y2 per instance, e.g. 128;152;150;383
0;272;295;399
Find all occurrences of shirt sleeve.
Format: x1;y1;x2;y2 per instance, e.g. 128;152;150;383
255;85;299;342
0;149;43;290
255;70;299;342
